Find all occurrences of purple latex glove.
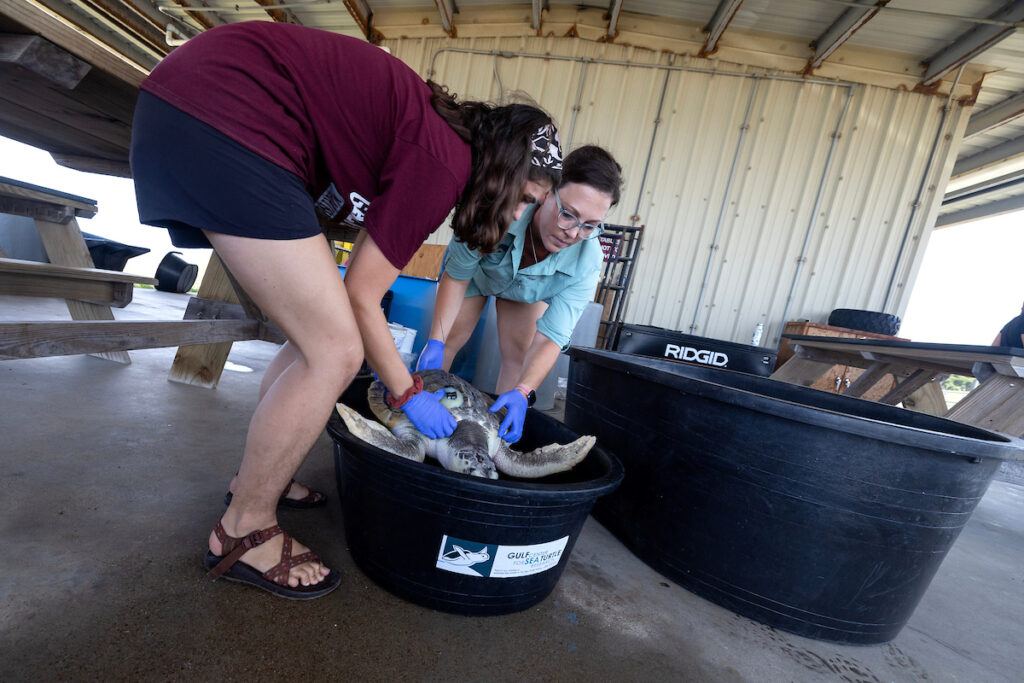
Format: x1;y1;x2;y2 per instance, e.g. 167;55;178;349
402;388;457;439
416;339;445;372
489;389;528;444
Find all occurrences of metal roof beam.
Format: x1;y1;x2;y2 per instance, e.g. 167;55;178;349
921;0;1024;87
167;0;225;30
254;0;300;24
805;1;887;72
700;0;744;57
606;0;622;39
435;0;456;38
952;134;1024;177
342;0;378;42
944;169;1024;203
965;91;1024;139
86;0;170;57
936;191;1024;227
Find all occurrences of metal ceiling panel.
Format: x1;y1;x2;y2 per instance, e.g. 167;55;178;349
938;171;1024;226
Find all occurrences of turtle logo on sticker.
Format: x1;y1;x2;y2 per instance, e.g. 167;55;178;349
436;535;496;577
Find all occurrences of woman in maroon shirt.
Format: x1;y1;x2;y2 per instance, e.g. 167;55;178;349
130;22;562;599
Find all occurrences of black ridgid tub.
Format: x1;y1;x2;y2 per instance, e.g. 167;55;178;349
327;376;623;616
565;348;1023;645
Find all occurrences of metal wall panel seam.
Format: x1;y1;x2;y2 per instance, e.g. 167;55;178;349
882;65;964;310
889;99;973;317
564;61;589;148
688;77;760;334
654;71;740;331
776;84;855;338
703;81;845;342
616;55;674;329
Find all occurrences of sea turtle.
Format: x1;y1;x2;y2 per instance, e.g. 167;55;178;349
334;369;595;479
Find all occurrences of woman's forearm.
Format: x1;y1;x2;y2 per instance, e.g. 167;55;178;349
344;232;413;395
351;297;413;395
516;334;562;392
429;273;471;341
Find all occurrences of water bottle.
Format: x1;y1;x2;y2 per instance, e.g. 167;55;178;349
751;322;764;346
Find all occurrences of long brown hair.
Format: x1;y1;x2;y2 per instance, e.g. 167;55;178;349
428;81;560;253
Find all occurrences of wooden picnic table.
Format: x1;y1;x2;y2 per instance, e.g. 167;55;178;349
771;334;1024;437
0;177;262;363
0;178;443;390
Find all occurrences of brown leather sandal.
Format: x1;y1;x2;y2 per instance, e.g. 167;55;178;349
223;478;327;509
204;521;341;600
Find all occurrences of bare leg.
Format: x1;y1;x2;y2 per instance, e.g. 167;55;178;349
260;341;300;399
207;232;363;588
440;295;488;371
228;342;319;502
494;298;548;393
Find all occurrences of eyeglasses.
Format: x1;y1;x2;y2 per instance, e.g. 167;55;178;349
552;189;604;240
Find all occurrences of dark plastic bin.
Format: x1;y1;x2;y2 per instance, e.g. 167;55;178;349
564;348;1023;644
614;324;776;376
326;377;623;616
80;232;150;272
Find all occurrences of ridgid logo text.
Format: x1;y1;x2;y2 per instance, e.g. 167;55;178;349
663;344;729;367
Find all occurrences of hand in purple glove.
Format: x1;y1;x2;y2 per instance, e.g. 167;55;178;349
489;389;528;444
416;339;446;372
402;388;457;439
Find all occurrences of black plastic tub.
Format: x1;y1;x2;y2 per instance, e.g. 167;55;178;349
614;324;777;376
565;348;1023;644
327;377;623;616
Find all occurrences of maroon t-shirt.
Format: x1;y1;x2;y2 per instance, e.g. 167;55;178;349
140;22;471;268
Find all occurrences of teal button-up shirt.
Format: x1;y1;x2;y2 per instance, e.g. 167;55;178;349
444;204;603;349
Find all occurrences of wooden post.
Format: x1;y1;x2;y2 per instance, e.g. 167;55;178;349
34;217;130;364
877;369;944;406
946;374;1024;436
168;252;248;388
769;354;833;387
902;382;948;416
842;361;893;398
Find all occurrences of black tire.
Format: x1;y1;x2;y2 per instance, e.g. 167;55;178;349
827;308;901;336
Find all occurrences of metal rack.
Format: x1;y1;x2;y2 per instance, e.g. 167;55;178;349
594;223;644;350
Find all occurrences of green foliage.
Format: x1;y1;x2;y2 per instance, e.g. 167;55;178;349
942;375;978;392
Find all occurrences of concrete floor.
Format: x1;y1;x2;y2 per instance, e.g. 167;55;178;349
2;290;1023;681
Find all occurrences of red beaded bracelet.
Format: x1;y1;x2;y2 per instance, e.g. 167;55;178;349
385;374;424;410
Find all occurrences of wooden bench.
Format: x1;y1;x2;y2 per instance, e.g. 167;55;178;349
0;177;262;365
772;335;1024;437
0;257;156;307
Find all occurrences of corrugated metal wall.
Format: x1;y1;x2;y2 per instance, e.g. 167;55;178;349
387;35;970;346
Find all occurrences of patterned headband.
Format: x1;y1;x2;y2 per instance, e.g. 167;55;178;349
530;123;563;172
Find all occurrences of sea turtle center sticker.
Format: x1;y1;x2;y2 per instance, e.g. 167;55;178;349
435;534;569;578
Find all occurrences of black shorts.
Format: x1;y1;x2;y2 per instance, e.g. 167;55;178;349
130;91;321;249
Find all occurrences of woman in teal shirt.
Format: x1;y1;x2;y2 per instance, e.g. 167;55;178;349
419;145;623;443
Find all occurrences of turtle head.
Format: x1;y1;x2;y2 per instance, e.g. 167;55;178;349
445;446;499;479
467;456;499;480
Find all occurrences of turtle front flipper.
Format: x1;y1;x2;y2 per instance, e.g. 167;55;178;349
335;403;427;463
492;436;596;479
